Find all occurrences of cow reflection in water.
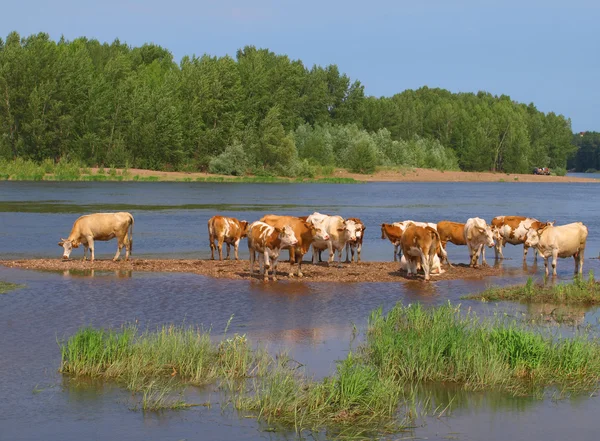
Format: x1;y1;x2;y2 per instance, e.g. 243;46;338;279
62;269;132;278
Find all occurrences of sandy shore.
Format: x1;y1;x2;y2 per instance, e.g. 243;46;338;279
104;167;598;183
1;259;504;283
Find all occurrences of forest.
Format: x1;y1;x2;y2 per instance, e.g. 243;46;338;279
0;31;582;176
569;132;600;173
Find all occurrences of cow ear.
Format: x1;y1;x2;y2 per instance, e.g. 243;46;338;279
362;225;366;230
58;241;64;247
274;227;282;234
337;227;345;232
72;243;80;248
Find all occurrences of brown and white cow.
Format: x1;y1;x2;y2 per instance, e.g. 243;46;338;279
381;221;438;262
208;216;249;260
524;222;588;276
464;217;495;268
306;212;358;267
381;223;404;261
58;212;134;262
259;214;329;277
247;221;298;281
400;224;441;281
491;216;553;261
344;217;365;263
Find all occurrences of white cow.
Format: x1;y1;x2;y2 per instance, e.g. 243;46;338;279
58;212;134;262
524;222;588;276
306;212;358;267
464;217;495;268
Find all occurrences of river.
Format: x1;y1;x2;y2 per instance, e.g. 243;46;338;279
1;181;599;440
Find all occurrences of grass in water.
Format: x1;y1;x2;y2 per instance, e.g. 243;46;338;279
464;271;600;305
0;281;24;294
364;302;600;395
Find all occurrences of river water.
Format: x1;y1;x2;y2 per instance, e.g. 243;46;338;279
1;181;599;440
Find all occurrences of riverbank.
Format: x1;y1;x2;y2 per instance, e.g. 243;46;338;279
0;259;504;282
100;167;600;183
2;159;598;183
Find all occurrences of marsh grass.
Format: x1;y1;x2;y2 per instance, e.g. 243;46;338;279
0;281;24;294
364;302;600;395
466;272;600;305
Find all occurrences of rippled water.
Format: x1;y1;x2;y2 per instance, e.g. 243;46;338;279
1;181;599;440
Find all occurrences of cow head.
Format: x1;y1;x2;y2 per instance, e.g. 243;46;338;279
304;220;329;241
58;238;79;259
341;220;358;242
239;221;250;237
381;224;388;239
278;225;298;247
524;228;541;248
476;225;495;248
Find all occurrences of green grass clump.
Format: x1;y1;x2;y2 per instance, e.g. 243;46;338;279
0;281;24;294
465;272;600;305
364;302;600;395
237;353;406;436
59;325;266;387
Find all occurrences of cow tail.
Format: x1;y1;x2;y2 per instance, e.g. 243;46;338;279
129;214;134;255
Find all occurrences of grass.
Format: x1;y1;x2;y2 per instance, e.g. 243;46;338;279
364;302;600;395
58;299;600;436
0;281;24;294
464;272;600;305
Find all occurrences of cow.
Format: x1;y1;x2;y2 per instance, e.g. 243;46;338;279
436;220;467;264
400;224;441;281
306;212;358;267
524;222;588;276
58;212;134;262
490;216;553;261
381;221;439;262
208;216;249;261
247;221;298;281
259;214;329;277
344;217;365;263
381;223;404;261
463;217;495;268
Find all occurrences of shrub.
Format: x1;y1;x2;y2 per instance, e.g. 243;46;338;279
208;142;249;176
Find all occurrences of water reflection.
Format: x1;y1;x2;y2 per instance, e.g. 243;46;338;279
61;269;133;278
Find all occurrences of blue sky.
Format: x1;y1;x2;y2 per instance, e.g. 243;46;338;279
3;0;598;131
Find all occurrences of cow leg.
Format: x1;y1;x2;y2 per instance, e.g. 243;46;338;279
225;243;231;260
327;242;335;265
344;243;351;263
209;237;216;260
578;248;585;275
481;246;489;267
82;244;88;261
288;247;296;264
249;249;256;274
233;239;241;260
257;253;266;280
337;247;343;268
551;250;558;276
295;251;304;277
272;256;279;281
495;239;503;260
356;242;362;263
421;253;430;282
217;238;224;261
393;244;398;262
87;237;95;262
113;240;123;261
543;256;549;276
263;250;271;270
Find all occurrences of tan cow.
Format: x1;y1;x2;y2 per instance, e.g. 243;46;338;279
491;216;552;261
524;222;588;276
259;214;329;277
58;212;134;262
464;217;495;268
344;217;365;263
436;220;466;264
400;224;441;281
247;221;298;281
208;216;249;260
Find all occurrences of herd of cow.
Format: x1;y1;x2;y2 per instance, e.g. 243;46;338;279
58;212;589;282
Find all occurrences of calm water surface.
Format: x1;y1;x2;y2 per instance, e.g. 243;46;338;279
1;181;599;441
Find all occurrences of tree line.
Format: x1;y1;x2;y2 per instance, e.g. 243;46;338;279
0;31;580;176
568;132;600;172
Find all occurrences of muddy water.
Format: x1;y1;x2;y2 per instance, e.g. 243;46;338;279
1;181;600;440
